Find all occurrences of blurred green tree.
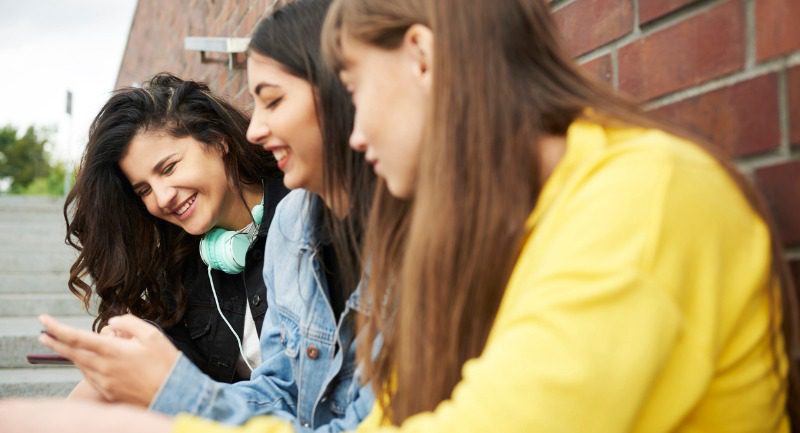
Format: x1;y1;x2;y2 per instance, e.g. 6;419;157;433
0;124;64;195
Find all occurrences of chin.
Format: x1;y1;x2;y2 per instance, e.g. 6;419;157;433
386;180;413;199
182;221;210;236
281;174;305;192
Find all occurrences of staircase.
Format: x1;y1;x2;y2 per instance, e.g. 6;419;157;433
0;196;93;398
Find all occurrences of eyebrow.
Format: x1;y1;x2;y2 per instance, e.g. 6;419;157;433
253;82;279;97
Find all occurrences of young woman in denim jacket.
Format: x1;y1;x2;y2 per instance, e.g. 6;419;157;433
28;0;377;431
61;73;288;398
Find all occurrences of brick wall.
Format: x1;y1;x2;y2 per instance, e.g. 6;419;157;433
117;0;800;278
555;0;800;280
115;0;290;109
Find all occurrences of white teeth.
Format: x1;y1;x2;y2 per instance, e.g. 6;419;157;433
273;148;288;162
176;195;195;216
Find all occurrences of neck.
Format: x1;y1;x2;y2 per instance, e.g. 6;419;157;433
229;182;264;229
537;134;567;186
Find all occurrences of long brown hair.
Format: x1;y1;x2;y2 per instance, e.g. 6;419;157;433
250;0;376;295
65;73;279;331
323;0;800;426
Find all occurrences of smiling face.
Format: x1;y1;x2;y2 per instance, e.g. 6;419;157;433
338;27;432;199
118;130;246;235
246;51;325;195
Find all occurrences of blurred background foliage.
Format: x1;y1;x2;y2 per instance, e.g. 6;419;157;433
0;125;70;196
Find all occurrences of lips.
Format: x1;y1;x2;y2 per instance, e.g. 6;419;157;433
174;193;196;220
364;151;379;169
269;147;290;170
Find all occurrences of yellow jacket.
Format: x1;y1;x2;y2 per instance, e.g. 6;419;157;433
174;119;789;433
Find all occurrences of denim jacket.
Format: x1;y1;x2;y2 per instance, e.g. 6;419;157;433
150;190;374;432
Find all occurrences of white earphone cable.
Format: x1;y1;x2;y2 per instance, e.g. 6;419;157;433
207;265;254;372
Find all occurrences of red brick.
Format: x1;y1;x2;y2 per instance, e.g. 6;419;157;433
789;65;800;148
116;0;260;105
618;0;744;101
639;0;697;24
552;0;633;57
652;74;780;158
579;54;612;84
754;160;800;247
756;0;800;61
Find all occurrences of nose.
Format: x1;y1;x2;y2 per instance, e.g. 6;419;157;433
349;127;368;152
246;109;271;145
152;182;177;212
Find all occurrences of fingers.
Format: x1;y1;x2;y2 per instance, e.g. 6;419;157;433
108;314;162;342
99;324;133;339
39;333;107;371
39;315;112;354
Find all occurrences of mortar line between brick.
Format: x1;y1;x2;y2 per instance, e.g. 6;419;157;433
744;0;757;70
735;150;795;173
777;69;791;156
550;0;578;13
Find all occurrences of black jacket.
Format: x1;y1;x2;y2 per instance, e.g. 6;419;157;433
164;176;288;383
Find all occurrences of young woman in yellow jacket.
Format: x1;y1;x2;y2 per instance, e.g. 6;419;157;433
0;0;797;432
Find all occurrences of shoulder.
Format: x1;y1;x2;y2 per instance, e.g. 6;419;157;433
268;189;314;245
533;121;766;276
562;122;751;221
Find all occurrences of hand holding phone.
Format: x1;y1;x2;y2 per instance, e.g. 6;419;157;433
37;314;179;406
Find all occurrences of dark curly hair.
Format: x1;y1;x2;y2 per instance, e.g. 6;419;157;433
64;73;279;331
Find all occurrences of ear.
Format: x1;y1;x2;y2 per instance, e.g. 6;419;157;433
402;24;434;91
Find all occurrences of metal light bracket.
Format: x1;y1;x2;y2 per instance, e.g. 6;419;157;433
184;37;250;70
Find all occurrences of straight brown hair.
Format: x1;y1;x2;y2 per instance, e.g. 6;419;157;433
323;0;800;427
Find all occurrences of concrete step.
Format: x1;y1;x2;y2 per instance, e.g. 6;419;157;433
0;196;88;398
0;293;89;317
0;211;66;222
0;224;71;242
0;272;71;293
0;252;77;273
0;240;75;253
0;316;95;368
0;196;65;212
0;367;82;398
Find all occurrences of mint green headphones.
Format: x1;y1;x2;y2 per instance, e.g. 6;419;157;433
199;204;264;274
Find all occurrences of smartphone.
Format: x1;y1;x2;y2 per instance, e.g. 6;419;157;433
26;353;73;365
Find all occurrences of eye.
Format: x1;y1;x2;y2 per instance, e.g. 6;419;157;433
266;96;283;110
135;185;151;197
162;162;176;175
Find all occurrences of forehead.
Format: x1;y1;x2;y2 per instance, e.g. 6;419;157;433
338;32;402;77
246;52;298;92
126;130;182;157
120;131;184;174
